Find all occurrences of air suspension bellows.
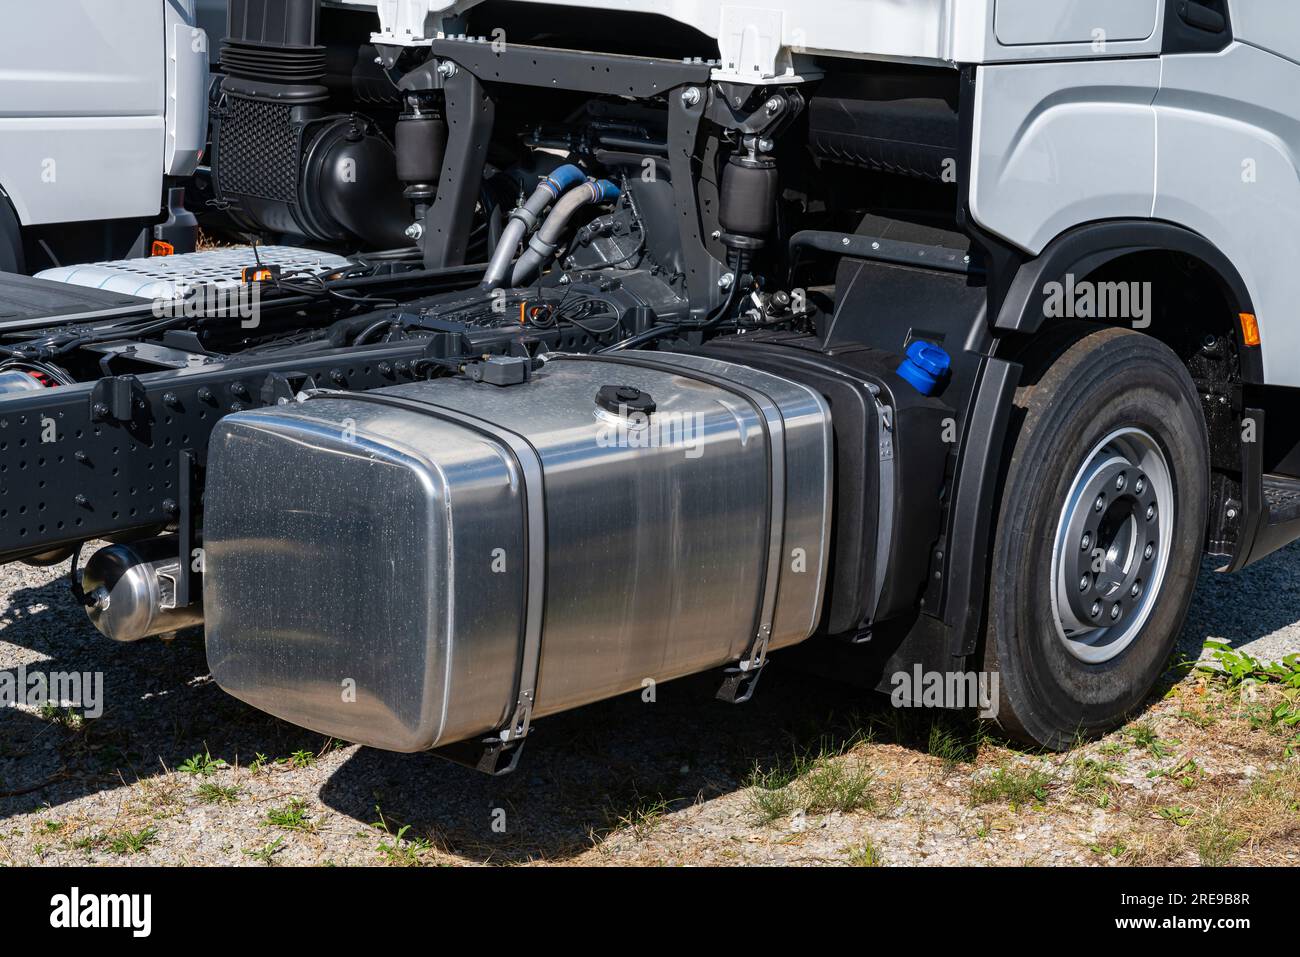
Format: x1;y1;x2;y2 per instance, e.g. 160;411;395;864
396;93;448;226
719;141;778;275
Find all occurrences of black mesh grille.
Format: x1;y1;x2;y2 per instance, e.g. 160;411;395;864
217;95;300;203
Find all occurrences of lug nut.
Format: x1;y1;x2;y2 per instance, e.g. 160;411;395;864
1094;493;1106;512
1081;532;1092;551
1146;504;1156;521
1110;604;1122;621
1115;473;1126;491
1079;574;1090;592
1090;601;1102;617
1135;476;1145;494
1130;582;1141;598
1144;543;1154;560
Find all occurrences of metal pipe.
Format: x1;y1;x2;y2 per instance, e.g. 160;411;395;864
510;179;621;286
480;164;586;291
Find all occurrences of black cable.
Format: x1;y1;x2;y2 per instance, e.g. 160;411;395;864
67;545;96;608
600;277;741;352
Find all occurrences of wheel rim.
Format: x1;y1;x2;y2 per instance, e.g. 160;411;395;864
1050;427;1174;664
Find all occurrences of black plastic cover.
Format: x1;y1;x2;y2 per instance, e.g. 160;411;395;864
695;333;951;637
808;69;960;182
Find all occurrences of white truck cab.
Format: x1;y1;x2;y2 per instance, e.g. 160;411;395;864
0;0;208;273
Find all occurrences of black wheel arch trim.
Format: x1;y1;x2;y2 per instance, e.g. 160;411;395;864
991;218;1262;384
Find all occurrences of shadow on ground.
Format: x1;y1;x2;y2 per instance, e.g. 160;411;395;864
2;540;1298;861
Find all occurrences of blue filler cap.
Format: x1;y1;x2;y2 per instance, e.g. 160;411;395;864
897;340;951;396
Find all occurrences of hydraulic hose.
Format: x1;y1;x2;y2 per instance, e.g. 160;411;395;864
480;164;586;291
510;179;621;286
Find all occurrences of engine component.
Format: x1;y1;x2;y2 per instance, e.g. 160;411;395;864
203;351;833;752
81;536;204;642
211;2;411;248
480;165;587;290
510;179;622;286
212;92;412;248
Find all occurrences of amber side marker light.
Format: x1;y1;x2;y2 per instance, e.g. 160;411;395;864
1239;312;1261;347
150;240;174;257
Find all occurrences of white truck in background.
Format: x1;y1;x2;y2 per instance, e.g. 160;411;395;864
0;0;209;273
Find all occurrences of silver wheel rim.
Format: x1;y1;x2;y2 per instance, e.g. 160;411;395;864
1049;427;1174;664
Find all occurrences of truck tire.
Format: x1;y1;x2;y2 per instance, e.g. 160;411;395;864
983;324;1208;749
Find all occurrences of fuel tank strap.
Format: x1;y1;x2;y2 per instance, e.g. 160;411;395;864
556;352;788;697
303;387;547;772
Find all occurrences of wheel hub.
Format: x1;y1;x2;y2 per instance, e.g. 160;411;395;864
1051;428;1174;664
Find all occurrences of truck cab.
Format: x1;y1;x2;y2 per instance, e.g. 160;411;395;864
0;0;208;273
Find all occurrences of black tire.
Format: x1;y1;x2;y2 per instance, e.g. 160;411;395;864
983;324;1208;749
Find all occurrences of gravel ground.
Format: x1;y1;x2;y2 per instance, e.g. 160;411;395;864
1;542;1297;866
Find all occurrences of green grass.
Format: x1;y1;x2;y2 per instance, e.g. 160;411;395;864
844;839;887;867
177;749;228;777
970;765;1052;808
372;805;436;865
1193;812;1246;866
265;798;315;832
611;793;671;841
107;825;158;855
746;764;803;824
1154;805;1195;827
927;720;982;771
197;781;243;804
746;743;877;825
1126;722;1176;758
1199;643;1300;688
1071;757;1120;808
245;837;285;864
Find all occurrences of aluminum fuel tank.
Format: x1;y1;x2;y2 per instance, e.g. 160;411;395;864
203;351;832;752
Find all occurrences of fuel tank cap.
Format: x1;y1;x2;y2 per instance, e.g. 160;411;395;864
595;384;656;416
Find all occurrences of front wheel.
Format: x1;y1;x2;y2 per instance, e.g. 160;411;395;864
983;325;1209;749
